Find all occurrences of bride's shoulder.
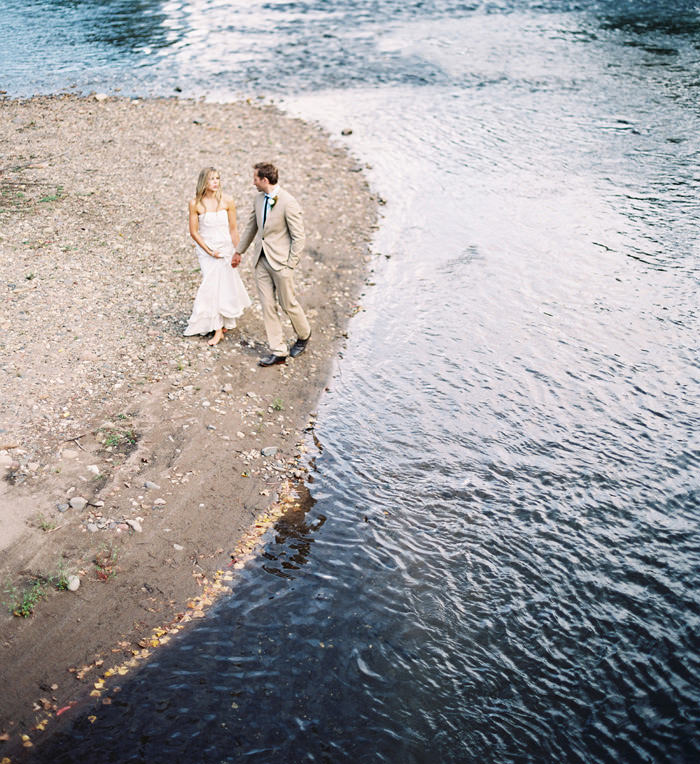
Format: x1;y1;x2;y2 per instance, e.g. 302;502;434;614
189;197;203;213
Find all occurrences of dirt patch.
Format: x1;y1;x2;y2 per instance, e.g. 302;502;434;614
0;94;377;754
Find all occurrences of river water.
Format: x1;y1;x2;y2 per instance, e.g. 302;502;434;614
4;1;700;762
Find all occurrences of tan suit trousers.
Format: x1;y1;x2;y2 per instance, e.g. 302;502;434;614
255;254;310;357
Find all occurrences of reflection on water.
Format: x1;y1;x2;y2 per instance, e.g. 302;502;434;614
9;0;700;762
4;0;697;99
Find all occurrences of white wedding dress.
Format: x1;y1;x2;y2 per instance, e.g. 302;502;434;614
184;210;251;336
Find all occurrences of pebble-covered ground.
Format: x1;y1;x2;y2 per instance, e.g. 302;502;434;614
0;94;372;472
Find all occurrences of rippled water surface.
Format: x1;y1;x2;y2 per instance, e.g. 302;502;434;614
5;1;700;762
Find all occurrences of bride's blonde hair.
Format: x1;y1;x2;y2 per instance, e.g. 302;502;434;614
195;167;222;210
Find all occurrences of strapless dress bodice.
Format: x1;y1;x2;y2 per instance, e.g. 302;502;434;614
196;209;232;253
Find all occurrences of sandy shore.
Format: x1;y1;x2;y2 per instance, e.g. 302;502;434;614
0;94;377;753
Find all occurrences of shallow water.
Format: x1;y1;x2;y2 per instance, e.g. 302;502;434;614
5;1;700;761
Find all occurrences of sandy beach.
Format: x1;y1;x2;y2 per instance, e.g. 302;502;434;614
0;94;377;752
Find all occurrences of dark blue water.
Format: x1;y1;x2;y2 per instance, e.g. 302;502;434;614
5;1;700;762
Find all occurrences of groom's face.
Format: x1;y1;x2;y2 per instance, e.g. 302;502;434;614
253;171;270;193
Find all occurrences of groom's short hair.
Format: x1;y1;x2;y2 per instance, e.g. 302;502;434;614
254;162;278;185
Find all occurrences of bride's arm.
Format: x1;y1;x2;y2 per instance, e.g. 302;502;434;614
188;199;221;258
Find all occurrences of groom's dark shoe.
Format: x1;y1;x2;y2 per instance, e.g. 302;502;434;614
289;332;311;359
258;354;287;367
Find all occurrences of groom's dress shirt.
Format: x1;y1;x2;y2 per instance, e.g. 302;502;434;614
263;185;279;226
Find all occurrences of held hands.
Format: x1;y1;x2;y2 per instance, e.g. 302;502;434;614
231;252;242;269
210;250;223;259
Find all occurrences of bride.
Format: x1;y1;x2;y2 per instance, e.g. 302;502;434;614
184;167;251;345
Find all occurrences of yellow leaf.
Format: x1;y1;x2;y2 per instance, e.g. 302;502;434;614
87;716;97;724
89;690;101;697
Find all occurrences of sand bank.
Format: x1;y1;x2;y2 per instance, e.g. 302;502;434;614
0;94;377;751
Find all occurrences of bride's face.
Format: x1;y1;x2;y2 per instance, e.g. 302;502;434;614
207;172;221;192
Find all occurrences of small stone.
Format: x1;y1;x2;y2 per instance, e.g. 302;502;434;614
28;462;39;471
57;503;69;512
94;92;108;101
221;383;233;394
66;575;80;591
173;543;184;551
261;446;279;457
126;518;142;533
341;128;353;135
153;498;166;506
237;431;245;439
69;496;88;511
87;523;98;532
206;425;216;430
87;465;100;475
144;481;161;490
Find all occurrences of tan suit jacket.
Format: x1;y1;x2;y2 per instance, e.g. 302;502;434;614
237;187;305;271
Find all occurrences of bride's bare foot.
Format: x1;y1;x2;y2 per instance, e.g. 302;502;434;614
208;329;224;346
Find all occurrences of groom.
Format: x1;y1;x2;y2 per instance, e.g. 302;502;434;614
232;162;311;366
